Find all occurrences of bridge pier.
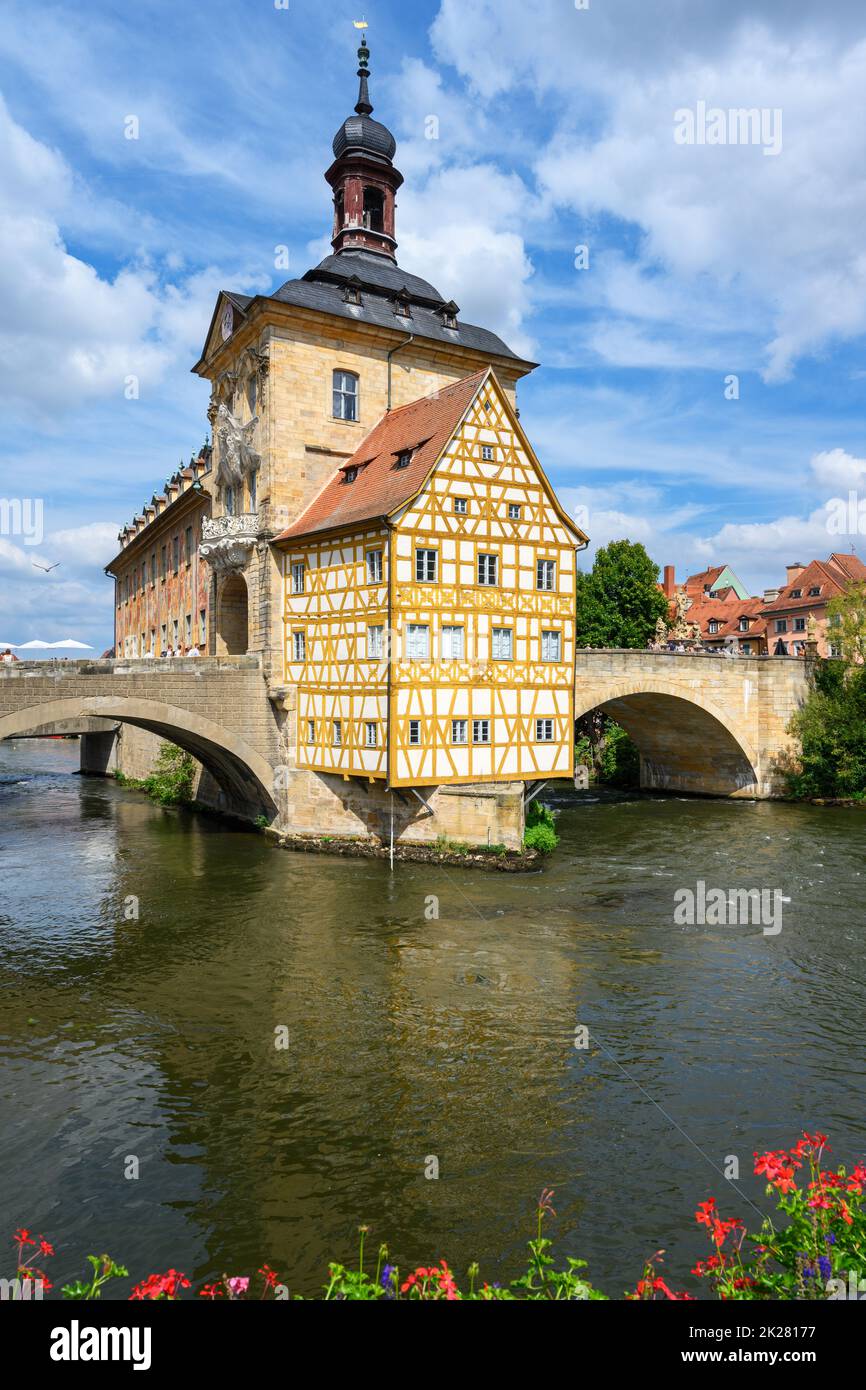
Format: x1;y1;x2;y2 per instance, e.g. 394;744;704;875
80;728;119;776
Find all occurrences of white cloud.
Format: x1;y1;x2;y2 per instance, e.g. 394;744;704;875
399;164;536;355
0;94;267;418
0;520;122;648
809;448;866;493
432;1;866;379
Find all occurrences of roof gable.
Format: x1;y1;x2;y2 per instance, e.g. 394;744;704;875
274;371;489;542
198;291;252;365
274;369;588;547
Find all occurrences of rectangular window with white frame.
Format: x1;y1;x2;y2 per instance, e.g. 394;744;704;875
441;625;465;660
537;558;556;591
306;719;316;744
415;548;437;583
332;719;342;746
472;719;490;744
367;549;383;584
291;562;305;595
333;370;359;421
481;445;495;461
508;503;521;520
477;552;498;586
541;629;561;662
406;624;430;660
491;627;513;660
536;718;554;742
364;721;378;748
408;719;421;746
367;624;384;659
451;718;467;745
453;497;467;515
292;630;306;661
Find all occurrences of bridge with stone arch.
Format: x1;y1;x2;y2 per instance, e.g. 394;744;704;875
573;649;807;799
0;650;809;844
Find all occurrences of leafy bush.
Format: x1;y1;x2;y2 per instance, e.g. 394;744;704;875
598;719;640;788
524;801;559;854
142;743;196;805
574;733;594;770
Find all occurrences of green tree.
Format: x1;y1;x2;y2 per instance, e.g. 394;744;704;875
787;584;866;798
575;540;669;649
826;580;866;663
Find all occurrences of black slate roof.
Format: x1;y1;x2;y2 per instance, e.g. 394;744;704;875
332;113;397;161
302;251;443;304
265;251;527;362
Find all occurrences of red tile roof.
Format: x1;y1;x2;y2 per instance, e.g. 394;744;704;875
275;370;490;542
685;565;725;597
760;554;866;613
685;594;767;643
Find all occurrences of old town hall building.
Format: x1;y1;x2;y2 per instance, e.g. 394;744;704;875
107;37;587;835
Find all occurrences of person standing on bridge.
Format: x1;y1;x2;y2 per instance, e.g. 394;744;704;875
1;648;19;663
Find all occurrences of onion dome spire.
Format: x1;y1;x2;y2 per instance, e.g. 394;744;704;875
326;24;403;261
355;31;372;116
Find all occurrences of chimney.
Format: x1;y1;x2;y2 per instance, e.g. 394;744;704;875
786;562;805;585
663;564;676;599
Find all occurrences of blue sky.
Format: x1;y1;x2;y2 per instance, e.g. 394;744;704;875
2;0;866;652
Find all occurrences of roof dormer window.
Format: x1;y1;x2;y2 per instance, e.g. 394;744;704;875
394;290;412;319
808;585;821;596
343;466;358;483
790;588;802;598
395;449;413;469
439;300;459;331
342;276;362;307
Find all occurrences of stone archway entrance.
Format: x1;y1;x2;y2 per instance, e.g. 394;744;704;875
217;573;249;656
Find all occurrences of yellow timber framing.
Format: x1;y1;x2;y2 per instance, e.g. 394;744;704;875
278;368;588;789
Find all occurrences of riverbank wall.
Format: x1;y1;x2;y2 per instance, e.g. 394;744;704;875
85;720;526;851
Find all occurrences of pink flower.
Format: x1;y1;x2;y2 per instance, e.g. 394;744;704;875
227;1276;250;1297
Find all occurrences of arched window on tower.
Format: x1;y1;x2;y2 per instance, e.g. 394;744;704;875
334;188;344;228
362;186;384;232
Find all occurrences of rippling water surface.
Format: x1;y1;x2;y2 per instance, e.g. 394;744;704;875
1;738;865;1296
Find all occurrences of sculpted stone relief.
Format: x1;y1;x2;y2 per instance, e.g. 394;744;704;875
214;404;261;489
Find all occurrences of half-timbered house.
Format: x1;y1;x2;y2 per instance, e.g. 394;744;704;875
276;367;587;787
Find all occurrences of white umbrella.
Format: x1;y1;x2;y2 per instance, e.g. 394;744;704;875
47;638;94;649
17;639;52;649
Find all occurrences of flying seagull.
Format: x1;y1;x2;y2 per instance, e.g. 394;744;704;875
31;560;61;573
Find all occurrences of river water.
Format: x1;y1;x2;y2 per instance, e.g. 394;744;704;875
1;737;865;1298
